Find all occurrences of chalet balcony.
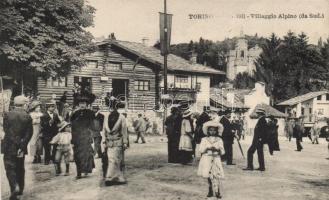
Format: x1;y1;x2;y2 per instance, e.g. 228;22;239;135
160;87;198;102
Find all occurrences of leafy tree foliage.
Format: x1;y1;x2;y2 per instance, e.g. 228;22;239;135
0;0;95;90
255;32;329;104
233;72;255;89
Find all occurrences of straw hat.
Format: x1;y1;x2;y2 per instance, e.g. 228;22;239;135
14;96;29;106
202;120;224;136
58;121;71;132
29;101;41;111
182;110;192;118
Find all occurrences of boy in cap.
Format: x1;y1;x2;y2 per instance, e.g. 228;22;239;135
50;121;72;176
2;96;33;200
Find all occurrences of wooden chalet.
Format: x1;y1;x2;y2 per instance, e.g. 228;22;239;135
37;39;225;112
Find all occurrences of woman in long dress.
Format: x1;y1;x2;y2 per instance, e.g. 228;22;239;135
179;110;194;165
102;102;129;185
28;101;43;163
71;97;95;179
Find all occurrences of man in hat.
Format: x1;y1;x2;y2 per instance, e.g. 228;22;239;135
2;95;33;200
134;113;146;144
194;106;211;146
71;95;95;178
165;106;183;163
244;108;268;171
90;105;104;158
40;101;61;165
219;109;236;165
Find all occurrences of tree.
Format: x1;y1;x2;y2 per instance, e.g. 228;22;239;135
233;72;255;89
255;32;328;104
0;0;95;95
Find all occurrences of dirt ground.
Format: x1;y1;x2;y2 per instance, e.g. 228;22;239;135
1;136;329;200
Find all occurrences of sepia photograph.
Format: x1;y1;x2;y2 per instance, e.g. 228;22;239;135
0;0;329;199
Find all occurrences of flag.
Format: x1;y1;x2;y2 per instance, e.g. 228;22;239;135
159;12;173;56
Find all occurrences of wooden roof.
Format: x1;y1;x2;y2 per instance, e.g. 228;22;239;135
250;103;287;118
97;40;225;75
277;91;329;106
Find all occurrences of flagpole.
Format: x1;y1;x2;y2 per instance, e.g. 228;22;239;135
163;0;168;134
163;0;168;95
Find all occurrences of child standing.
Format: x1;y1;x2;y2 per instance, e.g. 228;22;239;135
198;120;225;199
50;121;72;176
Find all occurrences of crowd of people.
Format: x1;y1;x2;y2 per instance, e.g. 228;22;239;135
165;105;329;199
1;93;129;200
2;92;329;200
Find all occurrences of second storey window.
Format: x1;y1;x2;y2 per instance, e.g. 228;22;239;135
87;60;98;68
134;80;150;91
108;61;122;71
46;77;67;87
317;95;322;100
175;75;189;88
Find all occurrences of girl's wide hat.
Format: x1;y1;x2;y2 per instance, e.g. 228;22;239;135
58;121;71;132
202;120;224;136
182;110;192;118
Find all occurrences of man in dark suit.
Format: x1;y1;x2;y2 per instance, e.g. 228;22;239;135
220;110;236;165
91;105;104;158
194;106;211;145
244;108;268;171
2;96;33;200
40;101;60;165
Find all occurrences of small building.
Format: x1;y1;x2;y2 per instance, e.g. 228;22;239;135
226;34;262;80
277;90;329;127
37;39;225;115
210;82;287;135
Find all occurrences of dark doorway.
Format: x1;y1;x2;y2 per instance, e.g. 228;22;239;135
112;79;129;101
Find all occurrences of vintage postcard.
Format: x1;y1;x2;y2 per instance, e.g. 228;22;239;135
1;0;329;200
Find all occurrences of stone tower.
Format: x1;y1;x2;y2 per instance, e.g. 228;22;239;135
226;32;262;80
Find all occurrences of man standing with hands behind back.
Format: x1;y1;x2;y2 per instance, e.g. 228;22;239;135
2;96;33;200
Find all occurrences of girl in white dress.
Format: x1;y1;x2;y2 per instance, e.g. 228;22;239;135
198;120;225;199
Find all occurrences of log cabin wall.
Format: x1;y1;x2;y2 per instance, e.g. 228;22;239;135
37;43;157;111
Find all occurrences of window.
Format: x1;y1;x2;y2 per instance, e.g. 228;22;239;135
175;75;189;88
108;61;122;71
326;94;329;101
241;50;244;58
318;109;324;115
317;95;322;100
301;107;305;115
87;60;98;68
134;80;150;91
46;77;67;87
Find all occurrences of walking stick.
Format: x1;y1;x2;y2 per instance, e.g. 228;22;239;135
235;135;245;159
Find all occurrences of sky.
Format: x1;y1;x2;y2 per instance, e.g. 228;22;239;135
86;0;329;45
